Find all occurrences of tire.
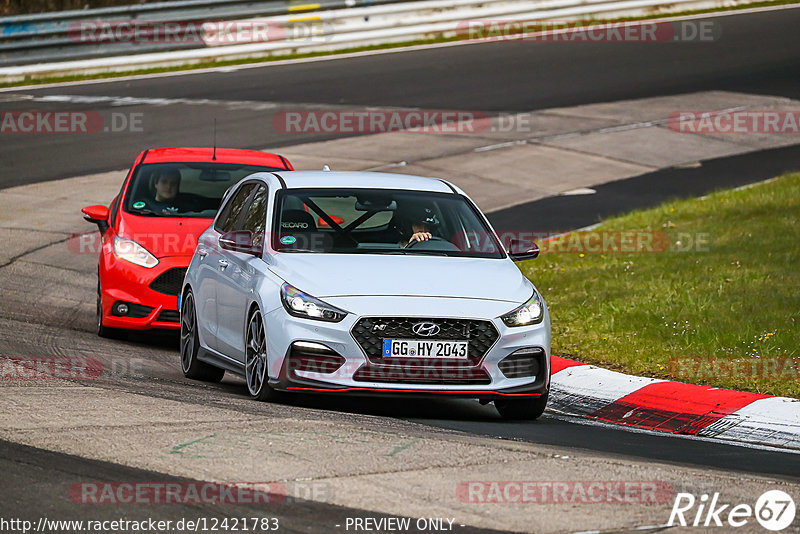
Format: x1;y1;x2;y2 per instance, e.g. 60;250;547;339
96;277;126;340
180;290;225;382
495;391;549;420
245;306;278;402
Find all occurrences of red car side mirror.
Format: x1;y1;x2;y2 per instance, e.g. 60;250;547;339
82;204;110;233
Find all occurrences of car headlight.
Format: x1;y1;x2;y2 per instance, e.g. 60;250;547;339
281;283;347;322
113;235;159;268
501;291;544;327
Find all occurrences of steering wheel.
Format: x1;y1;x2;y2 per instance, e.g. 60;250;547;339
405;236;447;248
137;196;198;214
404;236;461;252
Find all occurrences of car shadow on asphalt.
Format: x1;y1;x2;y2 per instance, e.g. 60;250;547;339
279;392;505;422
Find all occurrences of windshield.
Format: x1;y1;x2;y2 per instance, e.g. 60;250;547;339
122;162;281;219
273;188;505;258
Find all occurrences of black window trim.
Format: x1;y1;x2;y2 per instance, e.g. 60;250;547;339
214;179;266;234
237;183;269;234
271;172;287;189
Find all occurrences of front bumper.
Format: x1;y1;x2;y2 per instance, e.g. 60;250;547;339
100;253;190;331
271;374;547;399
262;298;551;397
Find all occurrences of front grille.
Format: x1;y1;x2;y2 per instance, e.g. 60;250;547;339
353;363;491;385
158;310;180;323
498;348;544;378
112;301;153;318
351;317;499;367
149;267;187;296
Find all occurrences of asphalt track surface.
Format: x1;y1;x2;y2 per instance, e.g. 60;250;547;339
0;7;799;188
0;439;502;534
490;143;800;233
1;5;800;529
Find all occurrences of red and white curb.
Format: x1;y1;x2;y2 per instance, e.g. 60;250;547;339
548;356;800;450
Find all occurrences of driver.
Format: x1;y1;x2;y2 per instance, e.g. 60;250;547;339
400;205;439;247
149;169;182;213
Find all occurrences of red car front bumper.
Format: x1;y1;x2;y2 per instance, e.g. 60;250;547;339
100;251;190;331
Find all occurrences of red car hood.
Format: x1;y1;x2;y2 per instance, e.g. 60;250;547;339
117;214;212;259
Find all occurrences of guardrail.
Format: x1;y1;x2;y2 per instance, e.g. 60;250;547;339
0;0;761;82
0;0;406;66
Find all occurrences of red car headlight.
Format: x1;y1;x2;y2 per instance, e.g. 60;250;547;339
113;235;159;268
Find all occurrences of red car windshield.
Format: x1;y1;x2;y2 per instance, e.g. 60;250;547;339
123;162;281;219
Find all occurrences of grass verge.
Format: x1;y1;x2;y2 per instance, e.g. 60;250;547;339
1;0;798;89
521;173;800;398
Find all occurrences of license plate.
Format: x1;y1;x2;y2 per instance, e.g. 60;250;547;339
382;339;469;359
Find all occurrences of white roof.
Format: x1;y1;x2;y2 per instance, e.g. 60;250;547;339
265;170;458;193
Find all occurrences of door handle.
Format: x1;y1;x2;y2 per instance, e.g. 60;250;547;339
218;259;229;269
198;248;208;258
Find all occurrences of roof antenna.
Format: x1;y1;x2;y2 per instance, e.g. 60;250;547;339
212;118;217;161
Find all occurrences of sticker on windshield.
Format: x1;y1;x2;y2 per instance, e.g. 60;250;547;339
133;201;145;209
280;236;297;245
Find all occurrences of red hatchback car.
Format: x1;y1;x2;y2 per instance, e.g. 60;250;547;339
81;147;293;337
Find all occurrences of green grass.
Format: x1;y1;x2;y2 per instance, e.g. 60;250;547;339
521;173;800;398
1;0;798;89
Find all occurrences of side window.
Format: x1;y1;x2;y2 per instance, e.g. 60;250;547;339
215;183;257;233
240;186;268;247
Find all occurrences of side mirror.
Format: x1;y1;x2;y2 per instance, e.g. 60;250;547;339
508;239;539;262
82;205;109;234
219;230;263;256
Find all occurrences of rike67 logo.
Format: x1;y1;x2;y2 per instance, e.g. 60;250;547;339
669;490;796;531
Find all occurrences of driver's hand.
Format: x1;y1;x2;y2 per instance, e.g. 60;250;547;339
409;232;432;243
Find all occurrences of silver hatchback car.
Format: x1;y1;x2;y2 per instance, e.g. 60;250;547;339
180;171;550;419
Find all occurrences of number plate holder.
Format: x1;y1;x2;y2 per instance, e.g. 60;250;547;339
382;339;469;359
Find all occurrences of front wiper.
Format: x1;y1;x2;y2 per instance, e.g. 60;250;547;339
129;207;159;217
369;250;449;256
408;251;449;256
281;248;321;253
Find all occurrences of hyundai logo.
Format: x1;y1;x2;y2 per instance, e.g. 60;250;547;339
412;322;440;337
